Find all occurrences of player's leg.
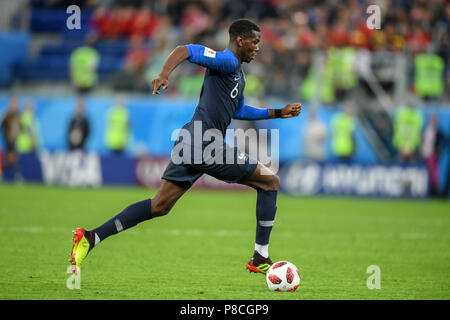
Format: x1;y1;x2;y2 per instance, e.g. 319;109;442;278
197;144;279;274
239;162;279;274
70;178;188;273
91;178;187;242
70;159;203;272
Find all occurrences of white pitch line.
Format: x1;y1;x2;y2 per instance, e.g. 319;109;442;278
1;226;446;240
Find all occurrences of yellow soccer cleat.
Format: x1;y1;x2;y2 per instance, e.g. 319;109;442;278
69;228;92;274
245;250;273;274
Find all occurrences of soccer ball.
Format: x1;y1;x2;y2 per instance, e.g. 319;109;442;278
266;261;300;292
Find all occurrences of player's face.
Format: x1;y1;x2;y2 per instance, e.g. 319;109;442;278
240;31;260;63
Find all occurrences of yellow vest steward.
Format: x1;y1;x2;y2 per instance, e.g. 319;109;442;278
414;54;444;98
331;113;355;157
105;107;129;150
16;110;36;153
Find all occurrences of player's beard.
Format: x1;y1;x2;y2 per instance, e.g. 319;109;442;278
245;53;255;63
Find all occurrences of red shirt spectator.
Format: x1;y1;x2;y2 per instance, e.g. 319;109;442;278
91;6;135;38
129;9;158;40
297;25;316;48
328;21;351;47
407;26;431;53
90;7;111;38
124;36;149;72
180;4;209;35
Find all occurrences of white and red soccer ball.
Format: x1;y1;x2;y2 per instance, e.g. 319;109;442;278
266;261;301;292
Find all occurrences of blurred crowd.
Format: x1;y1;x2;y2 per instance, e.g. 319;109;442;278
31;0;450;102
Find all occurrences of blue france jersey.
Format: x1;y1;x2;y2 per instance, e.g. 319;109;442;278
183;44;245;137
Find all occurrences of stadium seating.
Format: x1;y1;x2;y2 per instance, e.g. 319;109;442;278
16;35;128;82
13;8;131;83
0;31;30;86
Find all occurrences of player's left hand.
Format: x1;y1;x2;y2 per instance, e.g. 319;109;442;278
151;75;169;95
281;103;302;118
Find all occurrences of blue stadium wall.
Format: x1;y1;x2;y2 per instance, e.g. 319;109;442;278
0;93;406;163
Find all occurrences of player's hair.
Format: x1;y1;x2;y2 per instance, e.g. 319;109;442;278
228;19;260;39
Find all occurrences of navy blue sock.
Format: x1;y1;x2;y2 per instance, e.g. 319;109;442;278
92;199;152;245
255;190;278;246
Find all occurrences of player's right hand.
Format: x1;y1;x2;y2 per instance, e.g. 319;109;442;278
152;75;169;95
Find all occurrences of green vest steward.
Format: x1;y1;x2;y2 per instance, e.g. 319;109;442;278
393;106;423;152
177;74;204;96
414;54;444;97
105;106;129;151
244;74;265;98
328;47;357;90
301;64;335;103
70;46;100;89
331;112;355;157
16;110;36;153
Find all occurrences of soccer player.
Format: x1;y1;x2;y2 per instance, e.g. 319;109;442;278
70;19;301;275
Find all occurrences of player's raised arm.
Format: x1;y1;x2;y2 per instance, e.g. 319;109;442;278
152;45;190;95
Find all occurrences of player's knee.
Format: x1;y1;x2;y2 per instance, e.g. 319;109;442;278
263;174;280;191
272;174;280;190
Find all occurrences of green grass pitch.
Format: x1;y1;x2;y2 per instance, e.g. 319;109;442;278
0;183;449;300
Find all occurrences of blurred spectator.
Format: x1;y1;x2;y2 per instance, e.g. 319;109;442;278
144;23;177;91
91;5;135;39
328;45;358;102
104;99;129;155
244;75;265;99
303;109;327;162
16;101;40;154
300;54;335;105
110;35;149;92
129;8;158;39
69;35;100;95
414;52;445;101
179;3;211;41
176;73;204;97
331;106;356;163
124;35;149;71
407;25;431;53
392;105;424;163
420;114;445;196
68;97;90;151
1;95;20;173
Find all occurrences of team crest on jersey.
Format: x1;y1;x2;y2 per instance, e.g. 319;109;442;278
203;47;216;58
